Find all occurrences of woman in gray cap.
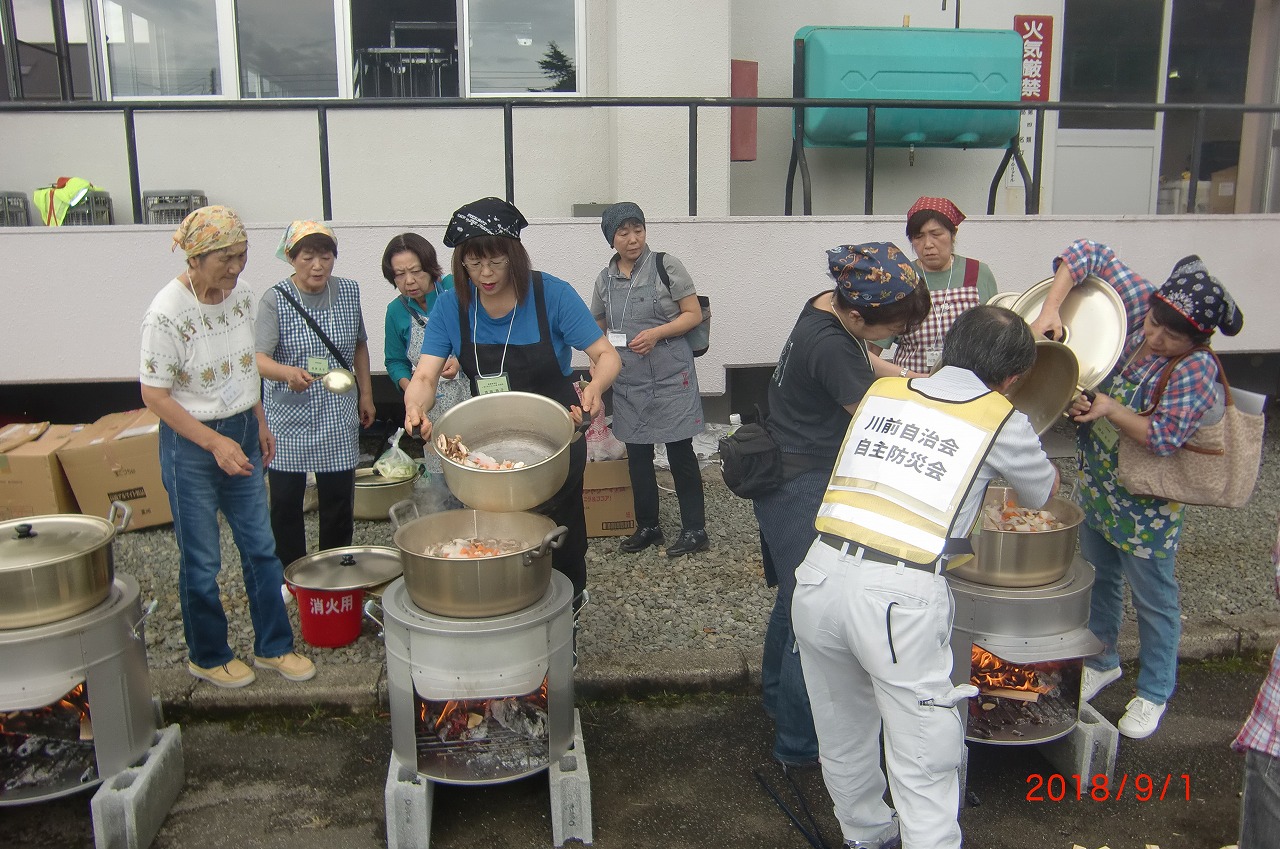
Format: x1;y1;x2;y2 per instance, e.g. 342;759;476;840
590;202;709;558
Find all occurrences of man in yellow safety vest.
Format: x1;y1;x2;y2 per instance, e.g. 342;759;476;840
792;304;1060;849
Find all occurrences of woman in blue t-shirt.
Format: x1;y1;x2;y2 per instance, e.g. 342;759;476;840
403;197;621;602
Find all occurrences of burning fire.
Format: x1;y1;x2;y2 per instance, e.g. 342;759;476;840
0;683;92;741
970;647;1054;695
416;678;549;742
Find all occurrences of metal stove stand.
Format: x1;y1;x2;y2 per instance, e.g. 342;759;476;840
385;708;593;848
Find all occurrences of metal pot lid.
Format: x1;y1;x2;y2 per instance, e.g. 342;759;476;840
355;468;418;487
0;514;117;572
1004;339;1081;436
284;545;403;591
1008;275;1127;391
987;290;1021;310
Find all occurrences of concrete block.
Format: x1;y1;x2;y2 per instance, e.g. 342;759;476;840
550;709;593;847
91;724;185;849
385;753;434;849
1039;702;1119;783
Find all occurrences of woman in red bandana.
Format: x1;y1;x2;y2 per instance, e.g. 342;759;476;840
877;197;998;376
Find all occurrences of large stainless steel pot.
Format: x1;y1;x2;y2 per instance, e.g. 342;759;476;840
353;467;420;521
432;391;576;512
0;501;132;629
389;501;567;618
950;485;1083;588
1005;339;1080;435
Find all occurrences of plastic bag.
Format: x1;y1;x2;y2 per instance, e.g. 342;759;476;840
574;381;626;461
411;469;461;515
374;428;418;479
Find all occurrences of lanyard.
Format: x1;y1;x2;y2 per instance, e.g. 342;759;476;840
606;252;646;332
472;289;518;378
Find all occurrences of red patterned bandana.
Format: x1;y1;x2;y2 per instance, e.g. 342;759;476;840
907;196;966;227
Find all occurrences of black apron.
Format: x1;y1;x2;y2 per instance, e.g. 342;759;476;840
458;273;588;598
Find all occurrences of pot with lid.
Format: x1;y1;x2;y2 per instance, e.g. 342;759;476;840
0;501;132;630
353;467;421;521
284;545;403;647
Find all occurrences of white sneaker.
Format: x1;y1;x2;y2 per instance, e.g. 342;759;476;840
1081;665;1121;701
1117;697;1166;739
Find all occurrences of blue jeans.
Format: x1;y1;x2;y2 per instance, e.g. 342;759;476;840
1080;523;1181;704
1240;748;1280;849
159;412;295;668
755;469;827;766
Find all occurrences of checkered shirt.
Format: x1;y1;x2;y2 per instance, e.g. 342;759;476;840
1235;535;1280;755
1055;240;1219;455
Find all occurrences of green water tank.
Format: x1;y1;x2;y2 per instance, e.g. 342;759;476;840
796;26;1023;149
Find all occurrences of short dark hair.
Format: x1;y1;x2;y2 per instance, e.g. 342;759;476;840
836;282;932;336
1148;294;1212;346
906;210;957;241
939;305;1035;386
286;232;337;260
450;235;532;313
381;233;443;288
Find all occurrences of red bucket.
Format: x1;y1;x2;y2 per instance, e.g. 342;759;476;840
292;586;363;648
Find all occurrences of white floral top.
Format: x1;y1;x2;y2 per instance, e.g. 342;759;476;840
140;279;260;421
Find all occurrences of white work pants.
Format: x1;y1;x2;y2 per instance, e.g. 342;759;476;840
791;539;967;849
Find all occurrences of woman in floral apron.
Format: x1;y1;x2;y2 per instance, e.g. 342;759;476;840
880;196;998;376
1031;239;1244;740
380;232;469;474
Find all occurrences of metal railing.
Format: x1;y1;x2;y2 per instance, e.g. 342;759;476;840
2;96;1278;221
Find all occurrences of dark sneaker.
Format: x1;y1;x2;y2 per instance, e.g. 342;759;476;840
620;526;664;553
666;529;710;558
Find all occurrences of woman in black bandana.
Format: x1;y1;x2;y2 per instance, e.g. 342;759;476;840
403;198;621;605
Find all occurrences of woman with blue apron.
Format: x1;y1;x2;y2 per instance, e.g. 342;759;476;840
403;197;622;604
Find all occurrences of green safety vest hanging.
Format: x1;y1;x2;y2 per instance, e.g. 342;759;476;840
34;177;97;226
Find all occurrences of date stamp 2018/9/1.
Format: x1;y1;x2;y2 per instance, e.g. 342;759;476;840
1026;773;1191;802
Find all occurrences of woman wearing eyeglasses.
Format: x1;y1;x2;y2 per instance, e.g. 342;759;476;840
380;232;468;472
403;197;622;605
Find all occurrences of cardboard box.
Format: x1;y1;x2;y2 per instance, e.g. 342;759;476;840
582;459;636;538
1210;166;1238;214
58;409;172;530
0;423;84;519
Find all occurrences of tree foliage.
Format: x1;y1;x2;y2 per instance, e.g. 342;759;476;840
537;41;576;92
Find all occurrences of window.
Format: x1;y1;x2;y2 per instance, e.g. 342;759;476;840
237;0;338;98
464;0;577;95
4;0;95;100
1059;0;1163;130
103;0;221;96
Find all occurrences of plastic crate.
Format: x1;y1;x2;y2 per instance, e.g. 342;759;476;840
63;190;115;226
142;191;208;225
0;192;31;226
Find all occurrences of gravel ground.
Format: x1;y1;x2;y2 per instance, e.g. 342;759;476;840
110;416;1280;671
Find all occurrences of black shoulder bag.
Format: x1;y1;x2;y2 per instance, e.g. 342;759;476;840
719;409;783;498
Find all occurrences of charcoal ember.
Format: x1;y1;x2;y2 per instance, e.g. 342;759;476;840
490;697;548;740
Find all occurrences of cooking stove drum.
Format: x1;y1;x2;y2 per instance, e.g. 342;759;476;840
382;570;574;785
0;574;158;805
948;556;1103;746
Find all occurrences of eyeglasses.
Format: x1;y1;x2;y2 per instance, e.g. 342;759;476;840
393;266;427;282
462;256;510;272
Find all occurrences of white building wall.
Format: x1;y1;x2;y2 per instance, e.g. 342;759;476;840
727;0;1065;217
1;216;1272;397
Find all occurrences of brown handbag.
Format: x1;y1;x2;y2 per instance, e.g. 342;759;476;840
1117;347;1264;508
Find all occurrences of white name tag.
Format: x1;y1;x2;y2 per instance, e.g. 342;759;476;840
475;373;511;395
607;331;627;348
219;381;243;405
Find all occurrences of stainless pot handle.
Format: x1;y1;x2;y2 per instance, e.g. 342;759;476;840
363;599;384;640
107;500;133;532
525;525;570;565
130;599;158;642
388;499;419;530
